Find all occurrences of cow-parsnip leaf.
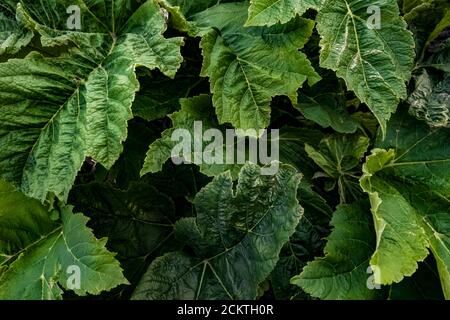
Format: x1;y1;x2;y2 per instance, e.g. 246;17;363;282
132;163;302;299
0;179;127;300
292;201;384;299
360;110;450;297
0;0;183;202
194;3;320;136
316;0;415;136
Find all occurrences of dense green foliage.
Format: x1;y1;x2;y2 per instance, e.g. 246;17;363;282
0;0;449;300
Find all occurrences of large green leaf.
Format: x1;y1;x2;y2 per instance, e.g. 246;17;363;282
292;201;384;299
0;0;183;202
316;0;415;136
194;3;320;135
360;110;450;297
246;0;324;27
0;179;127;300
132;163;302;299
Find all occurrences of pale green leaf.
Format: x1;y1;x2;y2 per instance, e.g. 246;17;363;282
0;0;183;202
0;179;127;300
360;110;450;296
316;0;415;136
361;151;429;284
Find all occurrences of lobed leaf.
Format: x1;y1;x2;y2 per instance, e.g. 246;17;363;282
0;0;183;202
0;179;127;299
132;163;302;299
316;0;415;136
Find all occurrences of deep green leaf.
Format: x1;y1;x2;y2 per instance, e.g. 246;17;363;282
194;3;320;135
271;182;331;300
132;163;302;299
360;110;450;297
389;255;444;300
305;134;369;203
296;77;358;134
292;201;385;299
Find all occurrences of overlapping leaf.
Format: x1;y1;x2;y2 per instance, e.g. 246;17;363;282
0;179;127;300
360;110;450;297
194;3;320;135
0;0;183;202
316;0;415;135
132;163;302;299
0;1;32;55
246;0;324;26
292;201;383;299
141;95;324;180
141;94;243;178
305;134;369;203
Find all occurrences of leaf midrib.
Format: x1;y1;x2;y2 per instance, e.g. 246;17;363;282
0;225;62;267
21;35;118;187
165;174;299;299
